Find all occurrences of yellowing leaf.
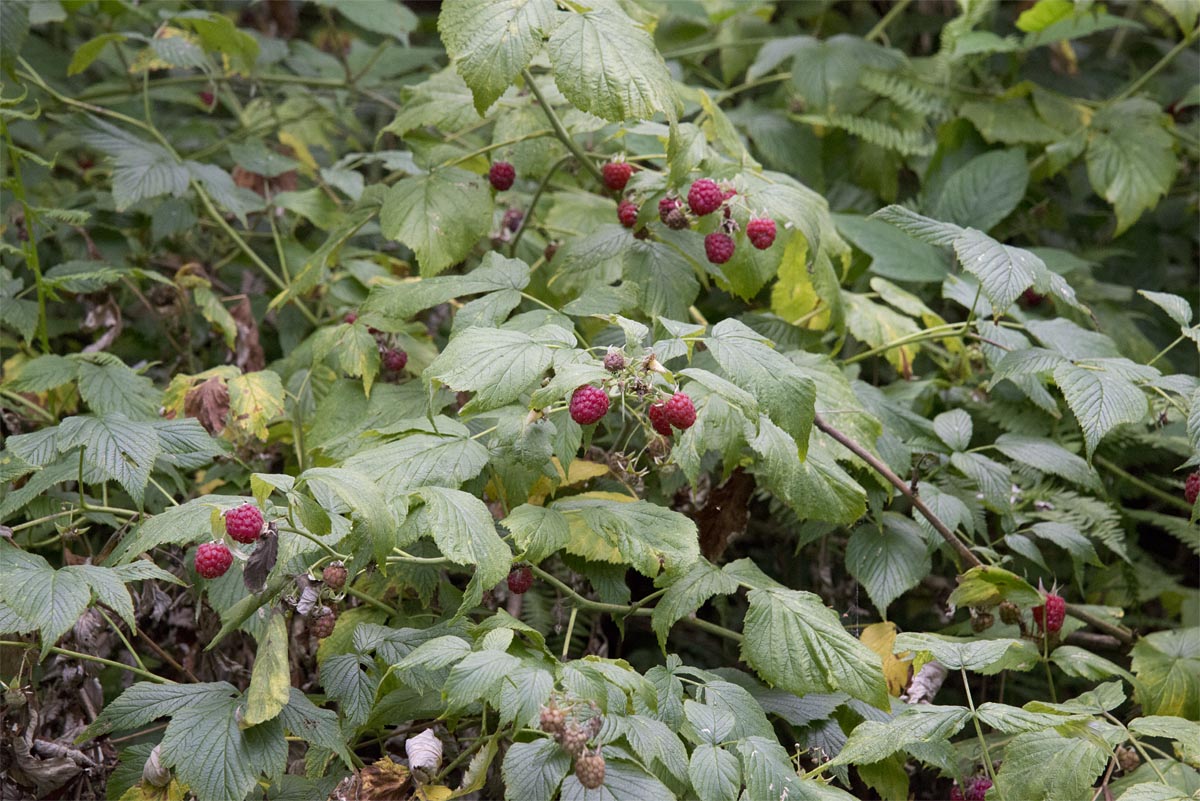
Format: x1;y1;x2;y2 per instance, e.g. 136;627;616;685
227;370;286;441
861;621;912;697
243;614;291;727
278;131;317;173
770;234;831;329
417;786;453;801
527;458;612;505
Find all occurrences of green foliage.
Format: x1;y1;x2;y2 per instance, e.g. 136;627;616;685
1;2;1197;800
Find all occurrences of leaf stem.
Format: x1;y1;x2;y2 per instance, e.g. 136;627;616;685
96;606;150;676
522;68;605;185
0;640;174;684
1112;27;1200;103
509;154;573;256
277;525;348;561
344;586;400;617
865;0;915;43
961;668;1005;800
0;115;50;351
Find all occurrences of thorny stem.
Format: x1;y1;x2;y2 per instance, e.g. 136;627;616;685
522;68;605;185
961;668;1005;800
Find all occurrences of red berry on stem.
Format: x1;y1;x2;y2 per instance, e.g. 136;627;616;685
507;565;534;594
617;200;638;228
746;217;777;249
603;348;626;373
1033;592;1066;633
687;179;724;216
1185;472;1199;505
569;385;610;425
225;504;264;544
705;232;734;264
658;196;681;223
602;161;633;192
647;402;673;437
575;749;606;790
323;562;348;591
664;393;696;430
195;542;233;579
343;311;358;324
383;349;408;372
965;777;993;801
312;608;337;639
489;161;515;191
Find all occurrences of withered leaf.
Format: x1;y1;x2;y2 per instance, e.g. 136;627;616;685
243;524;278;593
183;376;230;435
230;296;265;372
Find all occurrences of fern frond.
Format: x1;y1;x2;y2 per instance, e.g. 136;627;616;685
821;114;936;156
859;69;951;118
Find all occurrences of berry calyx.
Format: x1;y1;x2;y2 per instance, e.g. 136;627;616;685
664;393;697;430
746;217;777;250
383;348;408;372
617;200;638;228
602;160;633;192
704;232;734;264
195;542;233;579
488;161;515;191
658;196;681;223
647;402;673;437
561;721;589;758
603;348;626;373
687;179;724;216
1185;472;1199;505
507;565;534;594
1032;592;1066;634
225;504;264;544
311;607;336;639
322;562;348;591
575;749;606;790
569;385;610;426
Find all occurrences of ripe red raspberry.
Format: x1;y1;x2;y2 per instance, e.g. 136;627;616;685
665;393;696;430
603;348;626;373
1033;592;1066;634
569;385;609;425
575;749;605;790
312;607;336;639
746;217;777;250
1021;288;1045;307
722;187;737;201
343;311;357;324
602;161;633;192
687;179;724;216
965;777;993;801
322;562;348;591
658;196;681;223
383;348;408;372
704;232;734;264
950;786;965;801
489;161;515;191
617;200;638;228
507;565;533;594
195;542;233;579
561;721;589;757
647;402;673;437
199;90;215;107
225;504;264;544
1185;472;1200;505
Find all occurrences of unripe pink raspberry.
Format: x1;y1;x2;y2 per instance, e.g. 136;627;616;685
569;386;609;425
746;217;777;249
687;179;723;216
225;504;264;544
602;161;633;192
704;232;734;264
664;393;696;430
195;542;233;579
489;161;515;191
1185;472;1199;505
383;348;408;372
617;200;638;228
647;402;673;437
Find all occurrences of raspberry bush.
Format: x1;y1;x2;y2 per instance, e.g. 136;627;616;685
1;3;1197;801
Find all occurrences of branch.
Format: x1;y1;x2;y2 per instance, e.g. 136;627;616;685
522;69;605;185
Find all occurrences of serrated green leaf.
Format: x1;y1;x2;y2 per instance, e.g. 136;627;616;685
343;430;489;497
651;560;740;649
1086;99;1178;236
426;325;564;411
994;433;1100;489
502;738;572;801
1130;628;1200;718
749;416;867;524
5;354;79;392
994;729;1109;801
975;701;1090;734
933;409;973;451
320;654;377;728
551;494;700;577
950;451;1011;510
501;504;571;563
846;513;931;614
363;252;530;326
689;744;740;801
380;168;492;276
742;587;889;709
948;566;1042;609
835;214;949;283
278;688;352;768
1053;362;1148;457
244;613;291;727
952;228;1038;312
829;705;971;767
409;486;511;592
58;414;161;505
227;371;286;442
931;149;1028;232
893;633;1039;674
1139;290;1194;328
75;356;162;420
445;649;521;709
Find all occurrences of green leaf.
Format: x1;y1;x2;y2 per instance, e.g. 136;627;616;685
870;205;964;247
445;649;522;709
75;356;162;420
1086;99;1179;236
1115;783;1194;801
502;738;572;801
551;495;700;577
4;354;79;392
893;633;1039;674
85;681;236;738
363;252;530;325
58;414;161;505
930;149;1029;232
80;118;190;211
439;0;557;114
952;228;1038;312
547;8;676;122
1152;0;1200;33
1016;0;1073;31
948;566;1042;609
974;702;1090;734
380;168;493;276
1053;362;1149;457
1050;645;1137;684
782;35;904;113
1130;628;1200;718
613;715;689;783
651;560;740;649
829;705;971;767
994;729;1109;801
689;744;741;801
502;504;571;563
846;513;931;614
312;323;380;396
705;319;816;451
950;451;1012;510
994;433;1100;489
749;416;867;524
835;214;948;283
320;654;377;728
318;0;417;40
278;688;352;768
1138;290;1194;328
106;495;246;564
68;32;126;75
933;409;973;451
0;547;92;658
959;96;1062;145
742;587;889;709
244;613;291;726
426;325;567;411
560;755;675;800
409;487;511;592
343;429;489;497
